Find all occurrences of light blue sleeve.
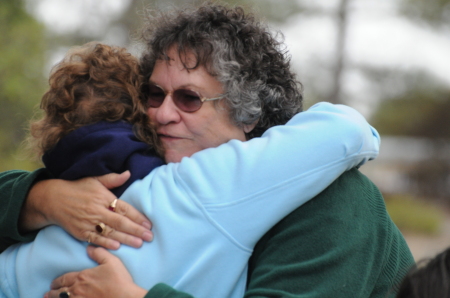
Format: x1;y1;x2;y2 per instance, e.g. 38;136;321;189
127;102;380;249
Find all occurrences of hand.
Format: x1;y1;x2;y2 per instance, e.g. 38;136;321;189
20;171;153;249
45;246;148;298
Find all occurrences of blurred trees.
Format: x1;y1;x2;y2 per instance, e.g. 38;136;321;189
372;89;450;139
0;0;47;171
370;78;450;201
1;0;450;203
368;0;450;202
400;0;450;28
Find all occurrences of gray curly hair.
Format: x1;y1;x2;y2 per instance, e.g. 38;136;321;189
140;2;303;139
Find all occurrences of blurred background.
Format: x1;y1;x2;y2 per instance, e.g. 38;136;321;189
1;0;450;260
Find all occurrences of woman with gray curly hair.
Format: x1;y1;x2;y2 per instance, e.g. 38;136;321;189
0;3;412;298
139;4;302;141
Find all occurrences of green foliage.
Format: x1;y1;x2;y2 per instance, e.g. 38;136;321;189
371;89;450;138
128;0;305;30
0;0;46;171
237;0;305;23
385;194;444;235
400;0;450;27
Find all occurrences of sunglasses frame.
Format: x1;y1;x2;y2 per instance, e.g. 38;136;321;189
145;83;225;112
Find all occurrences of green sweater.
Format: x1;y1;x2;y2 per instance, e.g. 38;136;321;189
0;168;414;297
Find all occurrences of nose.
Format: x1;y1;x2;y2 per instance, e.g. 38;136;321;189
151;94;181;125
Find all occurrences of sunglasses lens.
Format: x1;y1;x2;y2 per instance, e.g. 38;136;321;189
147;85;166;108
174;89;203;112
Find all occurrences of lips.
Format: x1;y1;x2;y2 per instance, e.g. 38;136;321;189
158;133;172;138
157;133;182;142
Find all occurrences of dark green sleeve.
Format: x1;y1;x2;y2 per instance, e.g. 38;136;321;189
146;169;415;298
145;283;194;298
245;169;415;298
0;168;51;252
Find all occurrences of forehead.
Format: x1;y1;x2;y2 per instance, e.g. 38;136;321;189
150;48;222;92
160;46;198;70
158;44;216;75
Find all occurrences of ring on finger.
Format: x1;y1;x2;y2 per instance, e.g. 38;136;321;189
108;198;118;212
59;290;71;298
95;222;106;235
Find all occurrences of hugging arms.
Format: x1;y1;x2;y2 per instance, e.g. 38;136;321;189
0;103;413;298
1;3;414;298
0;102;379;298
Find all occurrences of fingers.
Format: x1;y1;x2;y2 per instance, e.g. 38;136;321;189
84;226;143;250
93;172;153;247
95;171;130;189
45;288;72;298
36;172;153;250
87;246;118;265
91;202;153;249
51;272;78;290
98;227;145;249
84;231;121;250
46;246;143;298
82;201;153;249
108;200;153;238
114;198;152;229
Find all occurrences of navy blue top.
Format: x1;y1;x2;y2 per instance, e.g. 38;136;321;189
42;121;164;196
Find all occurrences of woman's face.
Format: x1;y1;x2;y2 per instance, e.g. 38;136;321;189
146;48;247;163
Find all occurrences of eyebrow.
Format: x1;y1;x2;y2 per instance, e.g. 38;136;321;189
147;81;204;93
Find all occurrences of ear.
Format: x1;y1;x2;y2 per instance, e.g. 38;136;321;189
243;122;257;134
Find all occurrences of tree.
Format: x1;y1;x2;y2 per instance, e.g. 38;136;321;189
0;0;47;171
399;0;450;28
370;75;450;201
371;89;450;138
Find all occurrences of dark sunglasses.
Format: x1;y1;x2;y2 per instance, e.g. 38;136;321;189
144;83;225;113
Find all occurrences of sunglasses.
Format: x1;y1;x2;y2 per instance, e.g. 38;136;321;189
144;83;225;113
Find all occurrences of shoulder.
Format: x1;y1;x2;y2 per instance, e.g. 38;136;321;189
247;169;414;297
250;169;383;257
255;169;386;239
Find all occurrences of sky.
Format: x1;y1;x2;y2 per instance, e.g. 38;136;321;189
28;0;450;115
281;0;450;85
279;0;450;113
30;0;129;35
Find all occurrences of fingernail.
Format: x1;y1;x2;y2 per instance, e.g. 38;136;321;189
142;221;151;229
110;241;120;250
143;231;153;242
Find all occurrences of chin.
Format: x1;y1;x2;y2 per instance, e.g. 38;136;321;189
164;152;186;164
164;148;199;164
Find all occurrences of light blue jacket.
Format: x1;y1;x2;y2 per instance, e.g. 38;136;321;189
0;103;380;298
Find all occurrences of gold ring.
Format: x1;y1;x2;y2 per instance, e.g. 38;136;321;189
87;232;92;243
59;291;71;298
108;198;118;212
95;222;106;235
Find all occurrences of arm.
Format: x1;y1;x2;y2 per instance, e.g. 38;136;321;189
16;102;374;253
0;168;153;250
141;170;414;298
133;102;380;249
47;246;149;298
244;169;414;298
48;103;384;298
0;169;50;252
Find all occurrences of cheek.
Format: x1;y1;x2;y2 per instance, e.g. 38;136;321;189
146;107;153;117
147;108;157;122
194;121;245;149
